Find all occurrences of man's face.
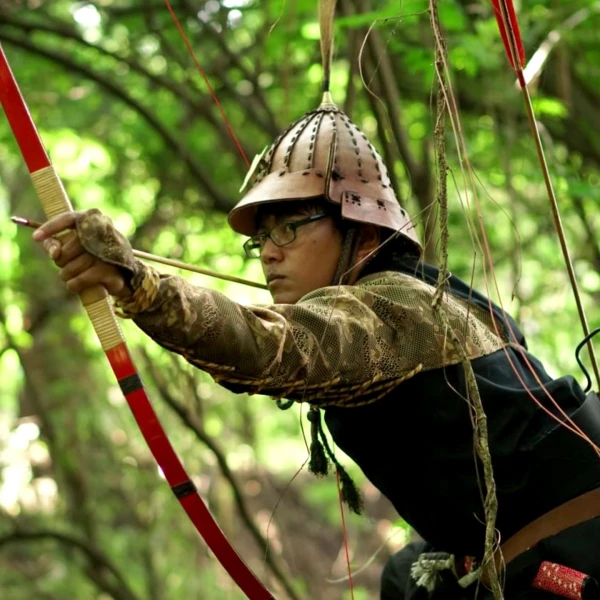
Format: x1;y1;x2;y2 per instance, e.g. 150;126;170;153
257;207;343;304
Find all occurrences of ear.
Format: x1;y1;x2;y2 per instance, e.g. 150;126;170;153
354;224;381;265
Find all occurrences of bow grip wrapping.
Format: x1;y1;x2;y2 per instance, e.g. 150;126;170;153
0;43;118;348
30;166;123;351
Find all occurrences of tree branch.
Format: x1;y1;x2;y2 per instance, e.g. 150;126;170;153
0;13;246;157
0;529;140;600
0;32;233;212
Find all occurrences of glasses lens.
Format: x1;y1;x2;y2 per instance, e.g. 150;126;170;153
245;214;326;257
269;222;296;246
244;238;262;258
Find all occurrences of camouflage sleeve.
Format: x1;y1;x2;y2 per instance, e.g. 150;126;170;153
72;209;506;406
115;264;507;407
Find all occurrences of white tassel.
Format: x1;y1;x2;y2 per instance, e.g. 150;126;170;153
410;553;455;592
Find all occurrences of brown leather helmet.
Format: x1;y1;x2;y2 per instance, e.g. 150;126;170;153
228;94;422;256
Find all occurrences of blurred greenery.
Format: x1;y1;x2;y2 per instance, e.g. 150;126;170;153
0;0;599;598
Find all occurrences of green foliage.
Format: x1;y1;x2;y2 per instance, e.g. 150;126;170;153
1;0;599;599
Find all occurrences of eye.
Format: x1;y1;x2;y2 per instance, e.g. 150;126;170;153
269;222;295;245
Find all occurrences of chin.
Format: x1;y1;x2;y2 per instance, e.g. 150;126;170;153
270;290;301;304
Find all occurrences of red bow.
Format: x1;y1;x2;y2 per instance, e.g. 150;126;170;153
0;43;274;600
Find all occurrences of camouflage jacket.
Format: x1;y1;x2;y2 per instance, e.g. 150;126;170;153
115;263;508;408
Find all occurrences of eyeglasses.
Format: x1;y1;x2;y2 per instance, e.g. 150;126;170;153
243;213;329;258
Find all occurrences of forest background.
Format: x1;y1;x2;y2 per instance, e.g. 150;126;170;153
0;0;599;599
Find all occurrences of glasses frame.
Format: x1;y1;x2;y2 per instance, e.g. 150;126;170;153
243;213;329;258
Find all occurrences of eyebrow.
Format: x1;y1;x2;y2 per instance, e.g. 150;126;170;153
257;211;307;230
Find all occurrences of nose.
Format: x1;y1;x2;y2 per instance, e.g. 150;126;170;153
260;237;284;264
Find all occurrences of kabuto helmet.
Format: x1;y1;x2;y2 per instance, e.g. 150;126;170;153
228;0;421;259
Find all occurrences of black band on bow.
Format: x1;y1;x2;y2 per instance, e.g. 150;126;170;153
171;480;197;499
118;373;144;394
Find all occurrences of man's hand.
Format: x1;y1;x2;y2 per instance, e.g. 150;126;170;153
33;211;131;298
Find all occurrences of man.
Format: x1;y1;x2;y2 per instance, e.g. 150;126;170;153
33;94;600;598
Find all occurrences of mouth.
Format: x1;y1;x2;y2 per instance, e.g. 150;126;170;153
266;274;285;286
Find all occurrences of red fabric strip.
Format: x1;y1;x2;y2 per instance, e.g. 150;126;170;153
532;561;587;600
491;0;526;70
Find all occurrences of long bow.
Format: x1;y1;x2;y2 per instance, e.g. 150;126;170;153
0;43;274;600
491;0;600;390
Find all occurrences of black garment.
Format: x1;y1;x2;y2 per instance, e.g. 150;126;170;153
381;518;600;599
323;254;600;585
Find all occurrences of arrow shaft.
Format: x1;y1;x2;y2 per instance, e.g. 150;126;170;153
11;217;268;290
517;82;600;389
492;0;600;390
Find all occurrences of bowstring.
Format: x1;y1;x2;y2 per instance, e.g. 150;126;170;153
291;11;448;594
336;469;355;600
163;0;250;168
161;3;289;597
163;1;364;595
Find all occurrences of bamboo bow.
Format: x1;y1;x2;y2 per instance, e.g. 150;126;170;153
0;43;274;600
